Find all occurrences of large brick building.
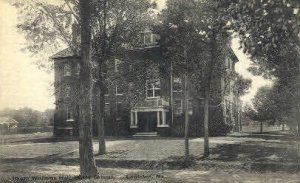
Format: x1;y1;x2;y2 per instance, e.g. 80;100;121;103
51;30;241;137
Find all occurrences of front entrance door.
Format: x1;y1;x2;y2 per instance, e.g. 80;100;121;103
138;112;157;132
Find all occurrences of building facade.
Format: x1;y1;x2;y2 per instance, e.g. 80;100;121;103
52;31;241;137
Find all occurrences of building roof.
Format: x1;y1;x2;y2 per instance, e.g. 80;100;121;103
50;48;79;59
0;117;18;125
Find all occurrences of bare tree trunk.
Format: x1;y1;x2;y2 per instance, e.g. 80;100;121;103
203;31;217;158
203;88;210;157
184;71;189;161
78;0;98;177
183;45;189;161
97;0;107;153
260;121;263;133
239;109;242;132
98;83;106;155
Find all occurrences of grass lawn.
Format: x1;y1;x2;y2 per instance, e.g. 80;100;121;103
0;131;300;182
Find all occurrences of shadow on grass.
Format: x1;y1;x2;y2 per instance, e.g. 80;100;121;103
209;140;300;173
232;132;300;141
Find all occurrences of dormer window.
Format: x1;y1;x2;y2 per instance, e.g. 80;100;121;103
146;79;161;98
64;64;71;76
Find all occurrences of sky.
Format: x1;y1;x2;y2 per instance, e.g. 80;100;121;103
0;0;272;112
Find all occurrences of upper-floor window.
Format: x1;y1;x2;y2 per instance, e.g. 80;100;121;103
103;85;109;96
115;59;122;72
104;102;110;115
146;79;161;98
63;64;71;76
65;86;71;97
116;85;124;96
173;77;182;92
225;57;232;70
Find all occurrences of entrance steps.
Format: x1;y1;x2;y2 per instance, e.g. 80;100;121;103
132;132;158;138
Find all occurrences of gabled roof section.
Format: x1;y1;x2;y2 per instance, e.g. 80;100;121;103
0;117;18;125
50;48;79;59
228;47;239;63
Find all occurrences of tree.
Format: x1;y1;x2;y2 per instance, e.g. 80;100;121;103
13;0;156;155
90;0;156;154
78;0;98;177
245;86;277;133
158;0;233;158
230;0;300;131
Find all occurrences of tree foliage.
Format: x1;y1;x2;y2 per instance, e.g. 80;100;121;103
230;0;299;78
0;108;54;127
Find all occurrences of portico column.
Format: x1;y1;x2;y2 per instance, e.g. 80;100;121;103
130;111;134;126
157;111;160;126
162;110;166;125
134;111;138;126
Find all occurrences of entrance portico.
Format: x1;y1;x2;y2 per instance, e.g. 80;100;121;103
130;107;169;131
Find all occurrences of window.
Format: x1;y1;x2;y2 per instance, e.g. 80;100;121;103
225;57;232;70
116;85;124;96
75;63;80;75
174;100;183;115
116;102;122;120
144;32;152;45
115;59;122;72
139;31;159;46
66;106;74;120
173;77;182;92
104;103;110;115
65;86;71;97
63;64;71;76
225;100;231;123
146;79;161;98
188;99;193;115
103;85;109;96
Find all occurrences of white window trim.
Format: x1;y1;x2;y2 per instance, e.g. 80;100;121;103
75;63;80;75
66;106;74;121
114;59;122;72
174;100;183;115
116;85;124;96
65;86;71;98
146;79;161;99
63;64;71;76
173;77;183;93
188;99;193;115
